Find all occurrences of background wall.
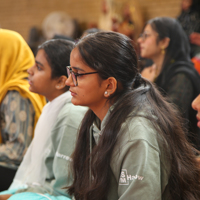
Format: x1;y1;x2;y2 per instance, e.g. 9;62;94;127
0;0;182;40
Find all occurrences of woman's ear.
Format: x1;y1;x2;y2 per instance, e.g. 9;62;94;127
55;75;68;90
104;77;117;97
160;37;170;49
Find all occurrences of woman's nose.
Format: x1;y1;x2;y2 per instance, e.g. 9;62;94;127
27;65;34;75
65;74;75;86
192;94;200;111
137;37;142;44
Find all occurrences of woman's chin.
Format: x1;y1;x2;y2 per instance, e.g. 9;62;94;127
140;53;148;59
29;87;37;94
71;98;80;106
29;86;33;92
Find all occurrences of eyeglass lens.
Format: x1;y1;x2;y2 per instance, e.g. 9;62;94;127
67;67;77;86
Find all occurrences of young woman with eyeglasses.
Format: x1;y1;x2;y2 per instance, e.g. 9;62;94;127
65;31;200;200
137;17;200;151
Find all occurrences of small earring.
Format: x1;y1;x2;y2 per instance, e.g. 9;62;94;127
56;85;60;89
161;48;165;55
105;91;108;95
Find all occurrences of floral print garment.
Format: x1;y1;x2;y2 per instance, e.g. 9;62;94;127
0;91;35;169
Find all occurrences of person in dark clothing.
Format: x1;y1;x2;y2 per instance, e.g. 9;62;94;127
137;17;200;150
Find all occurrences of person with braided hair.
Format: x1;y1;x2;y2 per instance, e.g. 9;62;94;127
65;31;200;200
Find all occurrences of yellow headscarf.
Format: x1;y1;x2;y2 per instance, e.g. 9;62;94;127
0;29;46;142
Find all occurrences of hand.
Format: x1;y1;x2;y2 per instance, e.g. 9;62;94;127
0;194;12;200
190;32;200;46
141;64;157;82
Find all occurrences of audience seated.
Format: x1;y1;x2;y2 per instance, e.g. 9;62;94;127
0;39;88;200
0;29;46;191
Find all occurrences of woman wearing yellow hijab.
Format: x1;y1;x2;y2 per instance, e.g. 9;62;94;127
0;29;46;191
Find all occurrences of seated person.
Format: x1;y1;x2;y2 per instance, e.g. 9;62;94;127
0;29;46;191
65;31;200;200
137;17;200;150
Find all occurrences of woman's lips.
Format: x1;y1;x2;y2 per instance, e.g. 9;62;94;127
70;90;76;96
139;47;144;53
28;79;33;85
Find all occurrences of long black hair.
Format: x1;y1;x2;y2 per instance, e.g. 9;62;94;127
68;31;200;200
147;17;191;69
147;17;200;149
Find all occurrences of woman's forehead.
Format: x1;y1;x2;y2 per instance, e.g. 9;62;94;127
144;24;154;32
70;48;81;62
70;49;93;72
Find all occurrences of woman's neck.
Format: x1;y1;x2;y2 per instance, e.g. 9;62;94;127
152;54;165;77
47;89;67;102
91;101;111;122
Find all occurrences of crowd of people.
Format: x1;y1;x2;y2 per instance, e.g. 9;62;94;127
0;2;200;199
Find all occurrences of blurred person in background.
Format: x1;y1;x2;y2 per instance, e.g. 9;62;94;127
137;17;200;150
177;0;200;57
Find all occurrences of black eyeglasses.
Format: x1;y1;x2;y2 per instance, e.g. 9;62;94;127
66;66;98;86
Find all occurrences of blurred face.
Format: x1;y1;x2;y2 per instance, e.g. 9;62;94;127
27;49;58;101
137;24;161;60
65;48;107;111
182;0;192;11
192;94;200;128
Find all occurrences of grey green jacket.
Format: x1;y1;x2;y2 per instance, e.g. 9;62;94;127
91;108;171;200
44;100;88;197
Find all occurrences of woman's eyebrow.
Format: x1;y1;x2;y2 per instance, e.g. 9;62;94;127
71;66;85;72
35;60;44;67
